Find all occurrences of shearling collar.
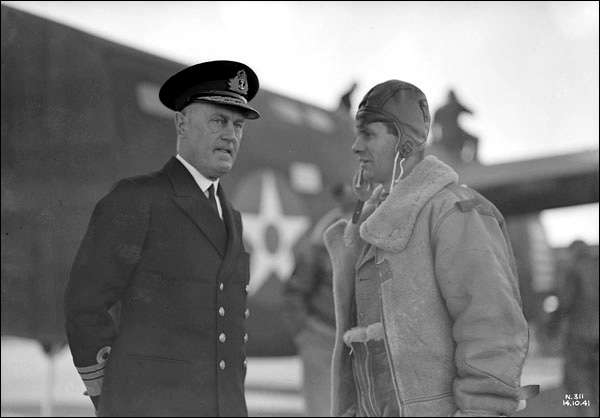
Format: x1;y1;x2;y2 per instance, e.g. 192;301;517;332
359;155;458;252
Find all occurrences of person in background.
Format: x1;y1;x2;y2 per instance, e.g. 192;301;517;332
558;239;599;417
324;79;538;416
338;82;359;115
283;183;356;417
64;60;260;416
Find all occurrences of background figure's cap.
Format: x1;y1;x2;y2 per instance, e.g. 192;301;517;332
356;80;430;152
159;60;260;119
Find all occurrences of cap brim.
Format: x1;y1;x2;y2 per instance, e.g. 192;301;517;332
194;97;260;120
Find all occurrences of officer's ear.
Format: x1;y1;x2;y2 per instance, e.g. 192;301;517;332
175;110;187;137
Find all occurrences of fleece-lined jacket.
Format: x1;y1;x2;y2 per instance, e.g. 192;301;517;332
324;156;530;417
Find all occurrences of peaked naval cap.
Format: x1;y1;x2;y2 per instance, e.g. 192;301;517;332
159;60;260;119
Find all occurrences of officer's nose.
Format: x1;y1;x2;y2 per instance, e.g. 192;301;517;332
221;123;237;142
351;137;364;154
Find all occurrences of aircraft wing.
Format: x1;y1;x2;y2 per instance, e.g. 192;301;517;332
435;148;599;216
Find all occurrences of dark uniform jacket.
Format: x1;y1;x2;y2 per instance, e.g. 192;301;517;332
283;208;341;337
64;157;250;417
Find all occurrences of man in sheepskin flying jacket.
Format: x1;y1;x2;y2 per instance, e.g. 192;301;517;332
323;80;538;417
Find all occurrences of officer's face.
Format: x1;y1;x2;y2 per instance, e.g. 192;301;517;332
352;121;398;188
176;103;246;180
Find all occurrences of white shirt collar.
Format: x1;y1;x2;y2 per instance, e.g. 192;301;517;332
176;154;219;194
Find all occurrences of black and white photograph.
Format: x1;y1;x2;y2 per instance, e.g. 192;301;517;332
1;2;598;417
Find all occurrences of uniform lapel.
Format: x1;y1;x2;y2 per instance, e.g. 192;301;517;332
216;185;243;281
355;242;375;272
167;158;227;257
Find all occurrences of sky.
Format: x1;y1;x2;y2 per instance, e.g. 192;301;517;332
3;0;599;246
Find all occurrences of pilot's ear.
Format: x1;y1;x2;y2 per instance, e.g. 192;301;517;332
175;111;187;136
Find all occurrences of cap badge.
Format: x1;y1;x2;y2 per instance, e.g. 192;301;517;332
228;70;248;95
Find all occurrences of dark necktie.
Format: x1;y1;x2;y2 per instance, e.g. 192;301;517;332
207;184;219;216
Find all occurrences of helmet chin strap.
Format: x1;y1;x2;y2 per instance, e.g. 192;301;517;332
384;128;407;198
387;118;429;193
383;121;426;200
390;149;405;191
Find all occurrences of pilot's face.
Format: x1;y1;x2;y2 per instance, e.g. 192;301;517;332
352;121;398;188
176;102;246;180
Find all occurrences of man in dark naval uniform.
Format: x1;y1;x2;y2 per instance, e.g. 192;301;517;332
64;60;260;416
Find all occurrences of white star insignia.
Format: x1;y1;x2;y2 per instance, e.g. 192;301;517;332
241;171;310;295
